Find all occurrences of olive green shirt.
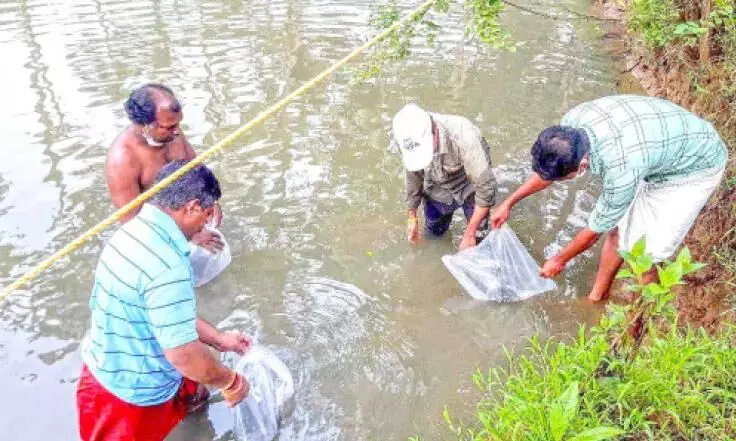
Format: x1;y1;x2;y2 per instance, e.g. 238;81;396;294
402;113;497;210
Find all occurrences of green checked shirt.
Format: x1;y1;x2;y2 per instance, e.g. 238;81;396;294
561;95;728;233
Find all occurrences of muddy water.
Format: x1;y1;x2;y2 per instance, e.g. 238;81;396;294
0;1;618;439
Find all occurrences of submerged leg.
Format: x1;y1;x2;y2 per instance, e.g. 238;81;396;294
588;228;624;302
424;198;457;237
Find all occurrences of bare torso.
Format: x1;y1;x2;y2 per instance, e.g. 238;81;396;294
105;125;196;219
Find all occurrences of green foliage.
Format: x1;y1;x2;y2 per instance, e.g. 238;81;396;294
629;0;736;51
728;176;736;189
627;0;679;48
356;0;513;81
628;0;705;49
709;0;736;31
352;0;429;82
438;241;736;440
464;0;515;51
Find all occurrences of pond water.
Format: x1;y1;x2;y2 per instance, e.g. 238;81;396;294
0;0;619;439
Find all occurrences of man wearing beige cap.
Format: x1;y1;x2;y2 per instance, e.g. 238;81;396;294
392;103;497;250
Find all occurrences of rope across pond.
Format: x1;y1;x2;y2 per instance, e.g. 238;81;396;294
0;0;436;302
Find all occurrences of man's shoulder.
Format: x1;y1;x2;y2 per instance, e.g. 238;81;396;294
435;113;482;143
166;136;196;161
435;112;479;129
105;217;189;280
106;129;143;170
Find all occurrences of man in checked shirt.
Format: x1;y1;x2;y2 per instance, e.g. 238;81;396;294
492;95;728;302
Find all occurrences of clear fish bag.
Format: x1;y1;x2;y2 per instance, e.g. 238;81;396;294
442;225;556;302
189;226;232;287
233;346;295;441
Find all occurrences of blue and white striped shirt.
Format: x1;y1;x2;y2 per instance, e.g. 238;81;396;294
81;203;198;406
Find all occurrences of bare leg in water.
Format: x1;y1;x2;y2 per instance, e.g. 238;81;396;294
589;228;661;302
588;228;623;302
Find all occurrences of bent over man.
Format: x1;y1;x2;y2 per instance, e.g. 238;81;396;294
492;95;727;301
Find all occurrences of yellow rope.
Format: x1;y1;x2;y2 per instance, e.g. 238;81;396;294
0;0;435;302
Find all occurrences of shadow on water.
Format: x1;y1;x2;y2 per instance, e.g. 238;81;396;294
0;0;618;439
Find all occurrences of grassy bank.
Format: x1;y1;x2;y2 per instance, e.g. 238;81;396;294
443;244;736;440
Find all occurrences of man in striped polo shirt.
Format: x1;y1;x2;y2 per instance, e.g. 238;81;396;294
77;160;250;441
491;95;728;302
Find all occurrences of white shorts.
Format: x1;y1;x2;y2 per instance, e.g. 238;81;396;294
617;166;725;262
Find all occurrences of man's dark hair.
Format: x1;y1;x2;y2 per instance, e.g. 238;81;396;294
531;125;589;181
150;160;221;210
124;84;182;125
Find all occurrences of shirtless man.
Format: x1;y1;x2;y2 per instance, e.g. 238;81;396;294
105;83;223;253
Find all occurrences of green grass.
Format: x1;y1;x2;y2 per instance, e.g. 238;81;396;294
439;243;736;441
450;324;736;441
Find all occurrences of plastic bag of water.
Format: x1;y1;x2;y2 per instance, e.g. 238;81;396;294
442;225;556;301
233;346;295;441
189;226;232;287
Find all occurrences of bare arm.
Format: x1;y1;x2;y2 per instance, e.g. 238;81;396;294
541;227;601;278
196;317;221;348
491;173;553;228
456;133;496;242
559;227;601;262
164;340;235;389
197;317;252;354
178;134;197;160
465;205;490;239
505;172;552;208
105;149;142;223
406;171;424;245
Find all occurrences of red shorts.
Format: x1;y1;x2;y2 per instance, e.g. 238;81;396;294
76;364;199;441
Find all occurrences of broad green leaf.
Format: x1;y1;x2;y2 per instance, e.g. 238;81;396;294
642;283;668;302
674;22;706;36
631;236;647;259
669;261;684;283
657;265;679;288
618;249;633;262
676;247;692;266
642;284;658;301
633;254;653;275
568;427;624;441
646;283;668;295
615;269;634;280
549;382;579;441
687;262;707;273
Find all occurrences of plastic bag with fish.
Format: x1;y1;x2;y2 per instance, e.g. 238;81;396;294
189;226;231;287
442;225;556;301
233;346;295;441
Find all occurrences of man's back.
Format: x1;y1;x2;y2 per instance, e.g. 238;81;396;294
562;95;727;183
82;204;197;406
424;112;494;206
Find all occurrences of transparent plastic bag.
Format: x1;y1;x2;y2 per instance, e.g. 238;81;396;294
442;225;556;301
233;346;295;441
189;226;231;287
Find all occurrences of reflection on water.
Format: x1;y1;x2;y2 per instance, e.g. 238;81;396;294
0;0;616;439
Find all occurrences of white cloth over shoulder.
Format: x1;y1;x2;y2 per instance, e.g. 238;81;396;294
617;166;725;261
442;225;556;301
232;346;295;441
189;226;232;287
